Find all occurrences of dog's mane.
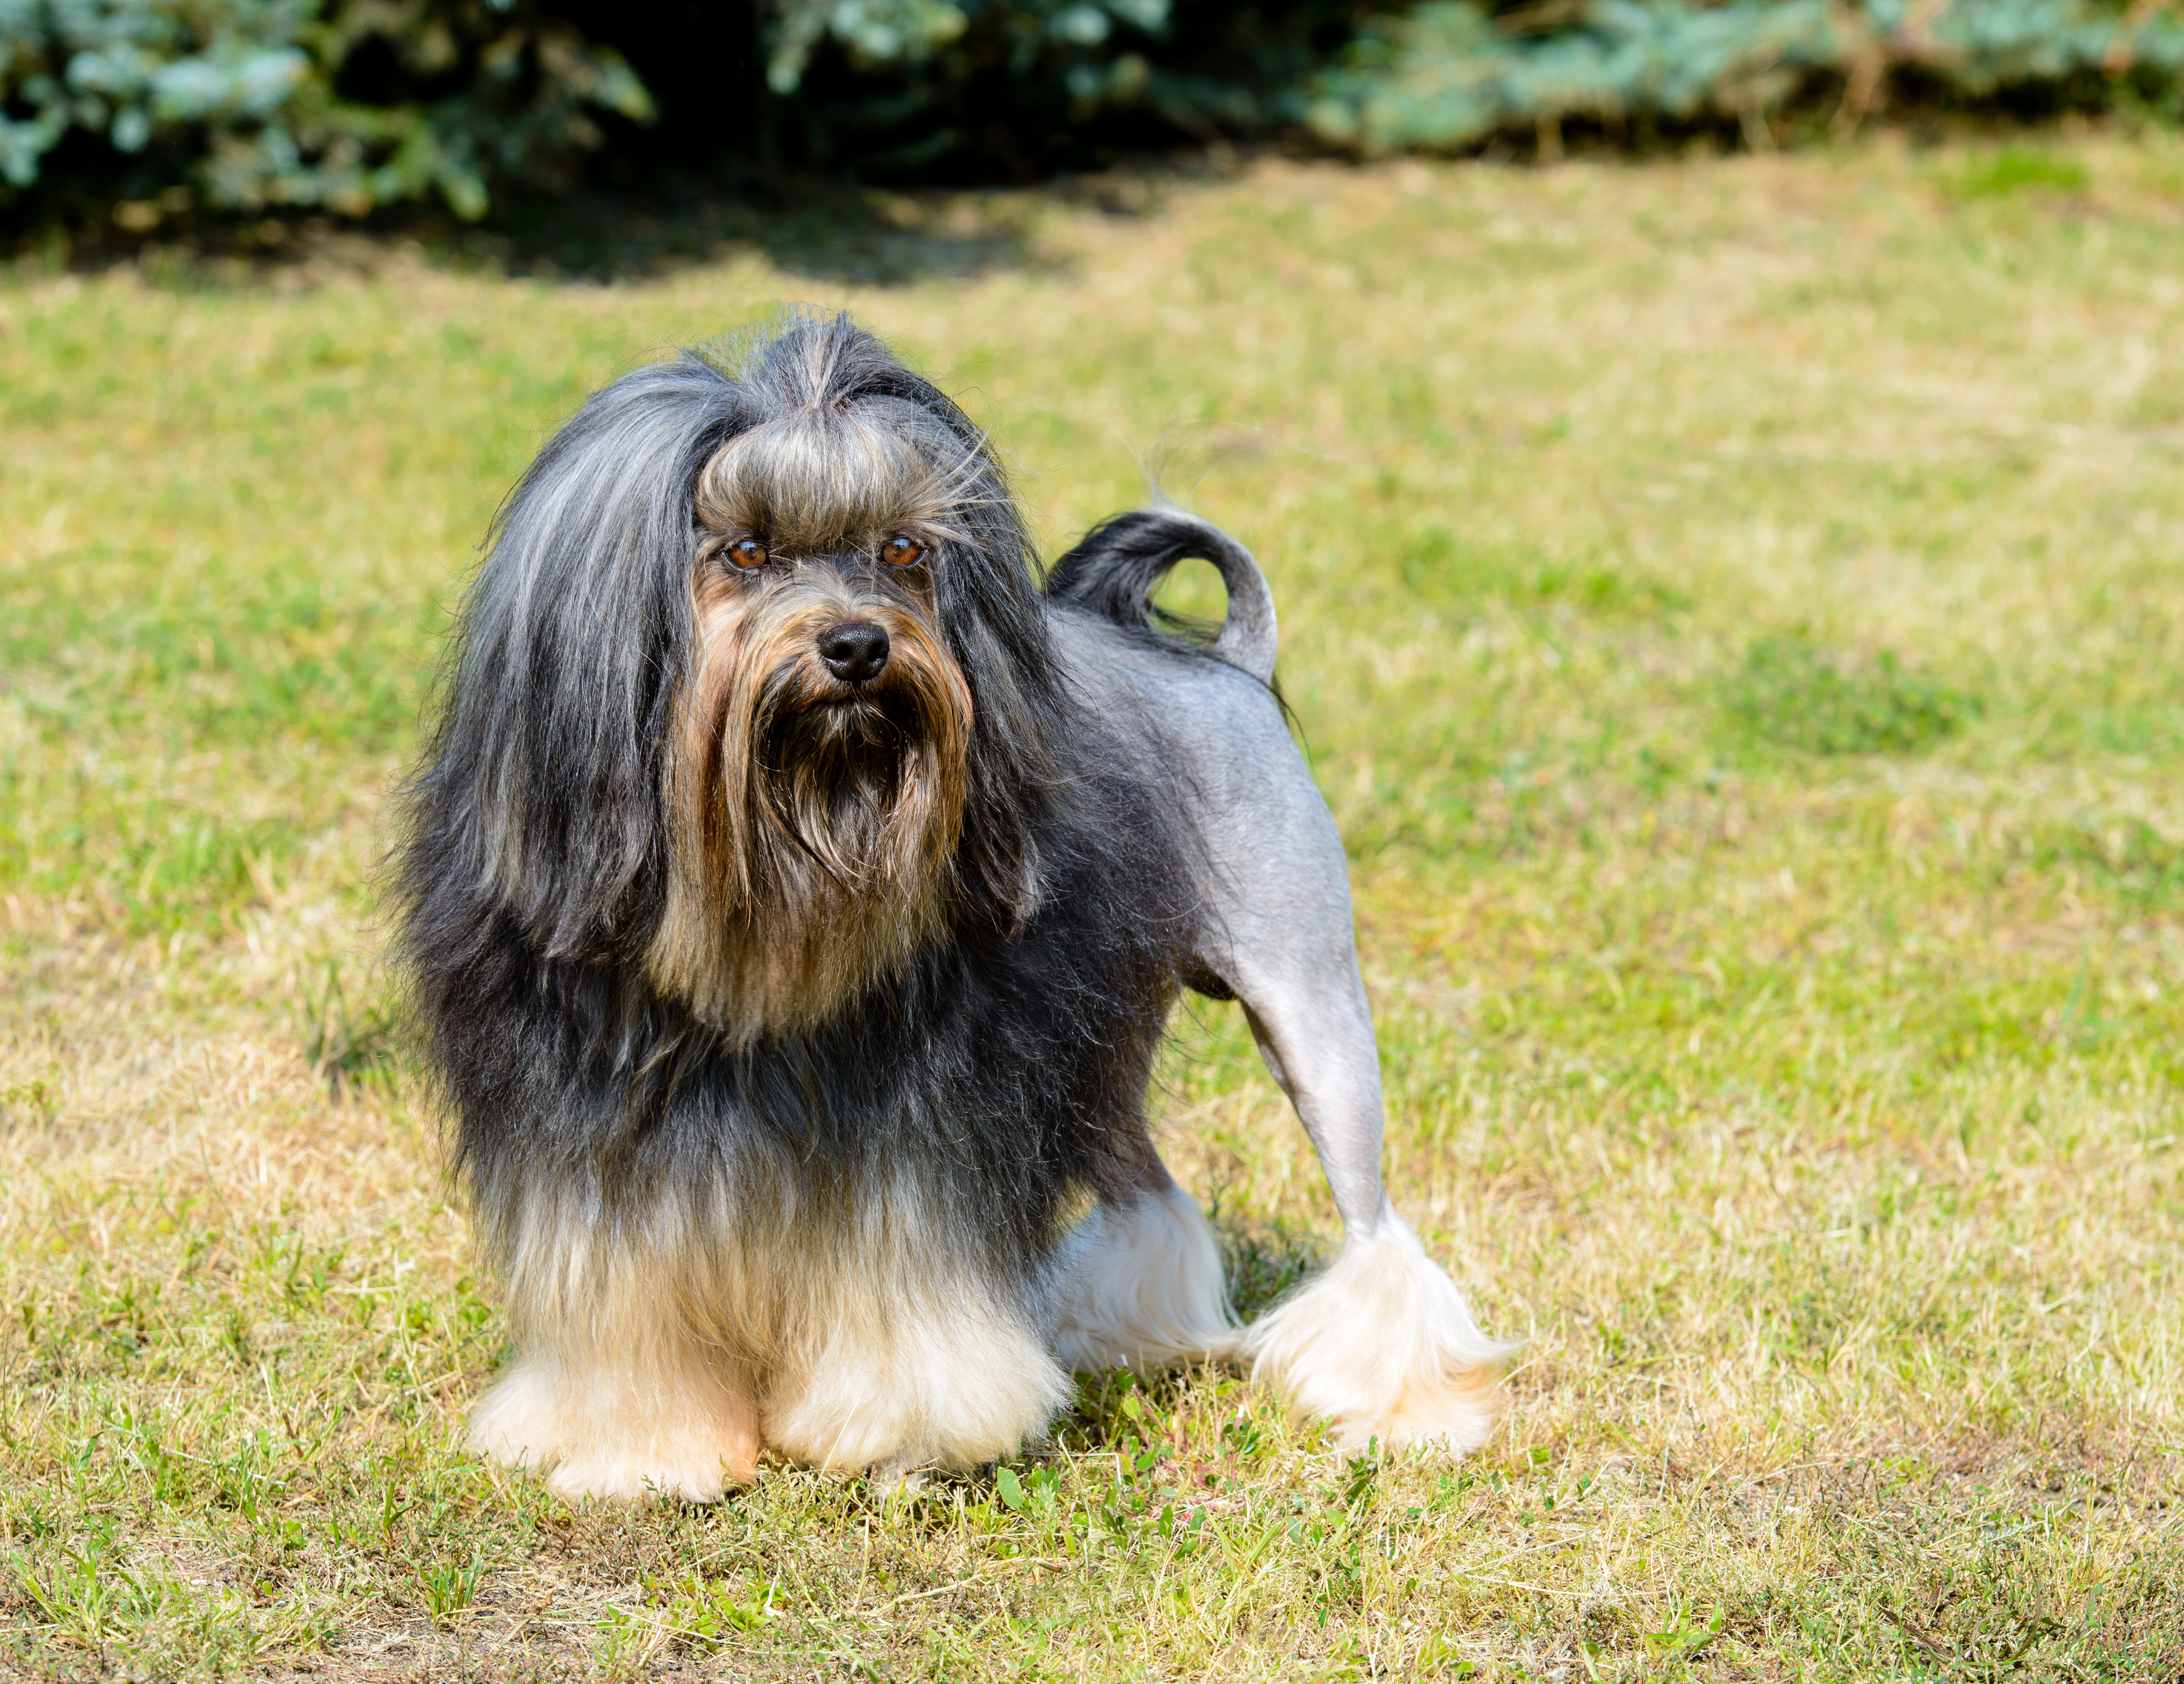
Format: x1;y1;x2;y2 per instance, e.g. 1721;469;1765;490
389;311;1193;1271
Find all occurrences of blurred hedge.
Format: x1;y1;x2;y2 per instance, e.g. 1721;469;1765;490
1307;0;2184;156
0;0;652;220
2;0;2178;223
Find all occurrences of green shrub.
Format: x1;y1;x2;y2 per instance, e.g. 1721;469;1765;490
0;0;650;219
4;0;2182;217
757;0;1344;178
1307;0;2184;155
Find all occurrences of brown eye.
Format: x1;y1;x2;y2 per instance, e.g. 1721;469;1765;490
724;537;769;571
880;534;925;568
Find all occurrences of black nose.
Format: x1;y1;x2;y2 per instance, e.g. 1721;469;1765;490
818;621;891;684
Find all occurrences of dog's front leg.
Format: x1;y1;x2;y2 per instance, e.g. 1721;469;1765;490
471;1344;762;1505
1200;785;1513;1453
467;1211;762;1504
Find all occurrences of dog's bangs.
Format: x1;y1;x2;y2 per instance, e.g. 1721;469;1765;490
697;402;979;555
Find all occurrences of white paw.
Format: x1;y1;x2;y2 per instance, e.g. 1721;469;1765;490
763;1297;1069;1473
1243;1211;1514;1453
1053;1182;1240;1372
468;1355;759;1504
541;1450;734;1506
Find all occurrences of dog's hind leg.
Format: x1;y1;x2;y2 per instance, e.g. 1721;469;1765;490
1188;718;1514;1453
1051;1168;1239;1374
1049;510;1509;1449
1227;936;1511;1451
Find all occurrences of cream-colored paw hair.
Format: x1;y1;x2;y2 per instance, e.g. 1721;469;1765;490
1053;1181;1239;1372
1243;1208;1513;1452
468;1349;760;1505
762;1288;1071;1474
465;1194;765;1505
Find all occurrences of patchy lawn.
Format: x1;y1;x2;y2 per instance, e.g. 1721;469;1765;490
3;135;2182;1680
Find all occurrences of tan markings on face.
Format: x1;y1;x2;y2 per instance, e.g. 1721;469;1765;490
650;503;973;1045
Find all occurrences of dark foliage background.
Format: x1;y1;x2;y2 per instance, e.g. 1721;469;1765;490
1;0;2179;228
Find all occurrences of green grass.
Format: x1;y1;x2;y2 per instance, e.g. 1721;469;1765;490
4;135;2183;1678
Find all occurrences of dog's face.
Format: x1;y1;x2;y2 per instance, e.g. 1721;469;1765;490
649;398;981;1042
411;315;1058;1034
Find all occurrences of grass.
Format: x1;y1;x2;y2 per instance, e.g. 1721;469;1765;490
3;132;2183;1679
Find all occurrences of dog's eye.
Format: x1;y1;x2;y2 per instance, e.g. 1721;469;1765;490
724;537;769;571
880;535;925;569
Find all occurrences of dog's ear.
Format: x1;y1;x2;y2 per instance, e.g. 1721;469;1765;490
400;354;748;964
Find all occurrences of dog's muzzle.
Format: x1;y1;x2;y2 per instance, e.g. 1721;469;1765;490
819;621;892;686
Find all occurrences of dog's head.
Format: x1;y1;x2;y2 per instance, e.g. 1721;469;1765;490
655;334;994;1036
407;314;1063;1044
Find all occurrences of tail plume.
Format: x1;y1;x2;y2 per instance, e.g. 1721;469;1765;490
1044;509;1277;685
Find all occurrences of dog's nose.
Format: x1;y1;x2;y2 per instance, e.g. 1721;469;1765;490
818;621;892;684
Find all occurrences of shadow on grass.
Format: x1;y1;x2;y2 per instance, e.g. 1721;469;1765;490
6;166;1193;290
1214;1209;1322;1323
446;180;1064;286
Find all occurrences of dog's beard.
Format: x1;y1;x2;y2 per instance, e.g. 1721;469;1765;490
759;678;930;886
649;574;971;1044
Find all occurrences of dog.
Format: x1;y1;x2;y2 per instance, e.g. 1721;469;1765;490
394;312;1509;1501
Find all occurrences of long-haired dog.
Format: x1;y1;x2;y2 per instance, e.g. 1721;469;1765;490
395;313;1509;1500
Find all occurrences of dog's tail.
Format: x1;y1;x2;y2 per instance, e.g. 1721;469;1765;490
1044;509;1278;686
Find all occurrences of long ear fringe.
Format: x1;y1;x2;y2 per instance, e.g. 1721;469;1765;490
396;352;750;966
1243;1211;1519;1454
